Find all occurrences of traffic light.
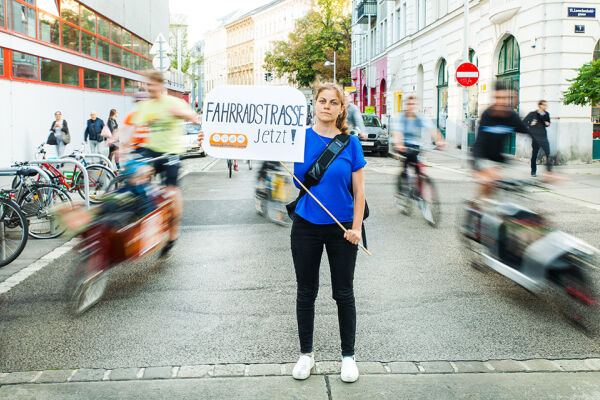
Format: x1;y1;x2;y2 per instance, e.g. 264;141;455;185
265;72;273;82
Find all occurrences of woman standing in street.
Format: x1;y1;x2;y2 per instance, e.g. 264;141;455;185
107;109;120;169
49;111;69;157
290;83;366;383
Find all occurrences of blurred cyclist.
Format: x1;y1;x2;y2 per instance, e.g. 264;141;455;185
472;80;554;199
391;95;446;193
130;70;199;258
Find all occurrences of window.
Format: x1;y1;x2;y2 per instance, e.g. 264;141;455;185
402;3;407;37
122;50;131;69
84;69;98;89
37;0;59;15
0;49;4;75
12;51;39;80
111;24;122;45
99;73;109;90
124;79;135;94
39;13;60;45
80;6;95;33
81;31;96;57
60;0;79;25
110;75;121;92
0;0;5;28
141;41;149;58
8;0;36;37
437;0;448;18
61;63;79;86
396;8;401;41
132;37;141;54
62;23;80;51
122;30;132;50
110;45;122;65
40;58;60;83
97;39;109;62
133;54;141;70
97;16;109;38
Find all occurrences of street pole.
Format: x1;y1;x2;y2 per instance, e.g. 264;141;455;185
461;0;469;168
333;51;337;84
367;15;371;107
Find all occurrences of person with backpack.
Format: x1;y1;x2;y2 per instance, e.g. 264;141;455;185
289;82;366;383
84;111;105;154
523;100;552;177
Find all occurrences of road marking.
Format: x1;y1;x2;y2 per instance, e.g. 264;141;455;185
0;238;78;295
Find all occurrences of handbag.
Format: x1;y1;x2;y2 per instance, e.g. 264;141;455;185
100;125;112;139
62;128;71;144
46;131;57;145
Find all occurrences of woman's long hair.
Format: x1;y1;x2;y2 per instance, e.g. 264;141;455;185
314;82;350;135
108;108;117;120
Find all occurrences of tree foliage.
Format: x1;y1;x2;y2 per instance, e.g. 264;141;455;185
263;0;352;87
562;59;600;107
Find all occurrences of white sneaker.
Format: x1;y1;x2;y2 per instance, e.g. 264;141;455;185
292;354;315;380
341;356;359;383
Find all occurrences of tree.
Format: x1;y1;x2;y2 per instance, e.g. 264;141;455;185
263;0;352;87
562;59;600;107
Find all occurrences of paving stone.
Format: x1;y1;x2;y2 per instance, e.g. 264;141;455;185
70;369;107;382
36;369;74;383
315;361;339;375
212;364;246;377
142;366;173;380
109;367;140;381
247;364;284;376
521;359;561;372
453;361;492;373
418;361;454;374
0;371;40;384
356;362;387;374
488;360;527;372
387;362;419;374
552;359;592;372
177;365;213;378
584;359;600;370
282;363;296;375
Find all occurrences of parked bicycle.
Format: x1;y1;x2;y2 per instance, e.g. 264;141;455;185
0;196;28;267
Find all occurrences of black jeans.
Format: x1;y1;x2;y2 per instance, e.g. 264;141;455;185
291;216;358;356
397;147;420;193
531;138;551;175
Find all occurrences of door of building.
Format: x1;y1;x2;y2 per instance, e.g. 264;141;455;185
497;35;520;155
437;59;449;138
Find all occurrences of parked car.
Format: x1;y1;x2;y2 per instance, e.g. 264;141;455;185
181;122;205;156
358;114;389;156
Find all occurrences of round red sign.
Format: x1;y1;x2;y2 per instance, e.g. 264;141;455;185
455;62;479;87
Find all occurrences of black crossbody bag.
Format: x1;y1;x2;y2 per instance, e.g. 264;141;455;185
286;134;369;245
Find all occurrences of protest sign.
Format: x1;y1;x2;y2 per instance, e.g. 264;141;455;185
202;86;307;162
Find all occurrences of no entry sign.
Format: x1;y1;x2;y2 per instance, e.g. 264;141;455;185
456;63;479;87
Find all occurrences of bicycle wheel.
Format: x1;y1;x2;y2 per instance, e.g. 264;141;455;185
227;159;233;178
68;248;109;315
105;174;127;194
419;176;441;227
394;173;412;215
0;198;28;267
19;184;72;239
76;165;115;204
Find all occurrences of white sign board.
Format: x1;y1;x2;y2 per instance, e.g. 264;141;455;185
202;86;307;162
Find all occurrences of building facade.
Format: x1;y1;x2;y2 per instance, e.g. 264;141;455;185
0;0;170;163
351;0;600;162
226;15;254;85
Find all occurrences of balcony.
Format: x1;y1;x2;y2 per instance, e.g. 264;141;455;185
356;0;377;24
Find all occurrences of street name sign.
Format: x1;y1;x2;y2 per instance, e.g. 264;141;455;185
567;7;595;18
456;62;479;87
202;86;307;162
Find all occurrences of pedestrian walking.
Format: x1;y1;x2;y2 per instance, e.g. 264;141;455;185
84;111;105;154
345;97;367;139
289;83;366;383
524;100;552;177
107;109;120;169
48;111;69;157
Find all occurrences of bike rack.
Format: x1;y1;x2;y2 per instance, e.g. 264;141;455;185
61;153;116;171
26;160;90;208
0;166;52;183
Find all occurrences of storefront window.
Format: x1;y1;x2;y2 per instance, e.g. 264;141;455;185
38;13;60;45
12;51;39;80
60;0;79;25
97;16;109;38
110;75;121;92
110;45;122;65
111;25;122;45
81;31;97;57
40;58;60;83
84;69;98;89
80;6;95;33
99;73;109;90
97;39;109;62
62;63;79;86
8;0;36;38
62;23;80;51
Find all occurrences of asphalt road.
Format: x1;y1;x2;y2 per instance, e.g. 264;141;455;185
1;153;599;372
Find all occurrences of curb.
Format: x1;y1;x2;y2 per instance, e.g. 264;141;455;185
2;358;599;386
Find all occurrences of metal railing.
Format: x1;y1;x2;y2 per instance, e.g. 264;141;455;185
26;159;90;208
356;0;377;24
0;166;51;183
60;153;116;171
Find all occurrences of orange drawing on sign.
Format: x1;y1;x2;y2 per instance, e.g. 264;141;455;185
209;133;248;149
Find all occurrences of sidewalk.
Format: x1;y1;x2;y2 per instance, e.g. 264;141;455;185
1;359;600;399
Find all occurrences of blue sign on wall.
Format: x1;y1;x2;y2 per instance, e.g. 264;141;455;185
568;7;596;18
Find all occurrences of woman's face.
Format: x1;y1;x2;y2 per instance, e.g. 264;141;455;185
55;112;62;121
315;89;344;124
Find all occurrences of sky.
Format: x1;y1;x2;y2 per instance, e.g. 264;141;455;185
169;0;275;45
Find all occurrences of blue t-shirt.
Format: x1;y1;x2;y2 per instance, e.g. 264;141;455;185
293;128;367;224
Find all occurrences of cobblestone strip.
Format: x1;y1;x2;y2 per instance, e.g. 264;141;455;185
2;358;599;385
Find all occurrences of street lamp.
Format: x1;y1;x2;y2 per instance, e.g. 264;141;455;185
324;51;337;84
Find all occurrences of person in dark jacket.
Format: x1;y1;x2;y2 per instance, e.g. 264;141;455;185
49;111;69;157
107;109;120;168
523;100;552;177
84;111;105;154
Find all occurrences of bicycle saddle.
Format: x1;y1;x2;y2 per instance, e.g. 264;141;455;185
16;168;39;177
